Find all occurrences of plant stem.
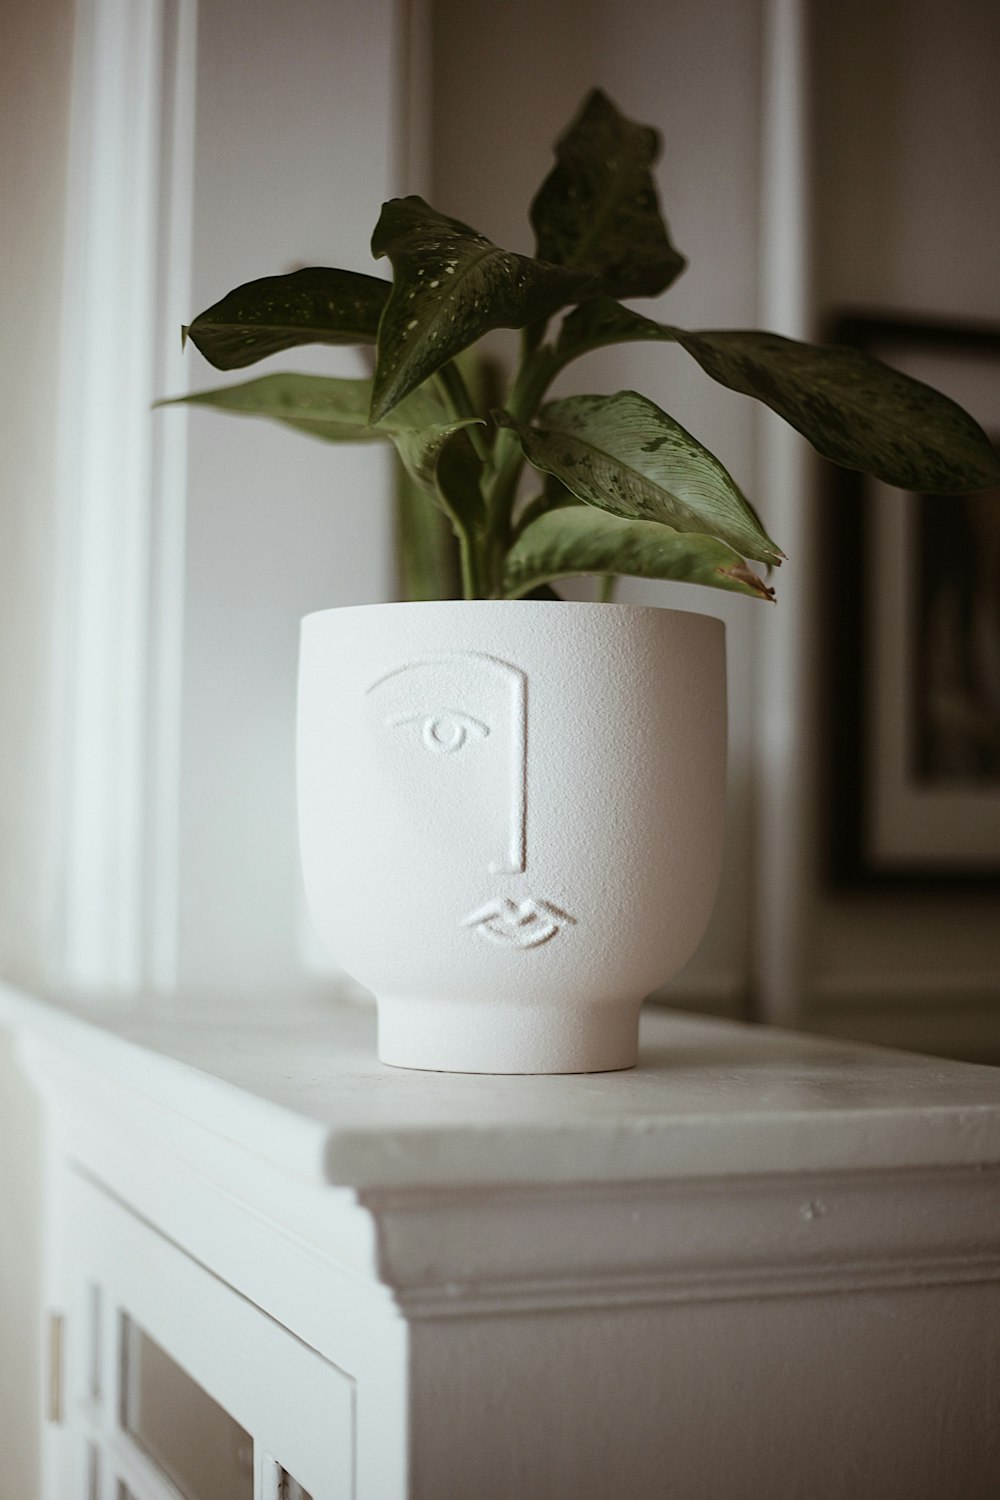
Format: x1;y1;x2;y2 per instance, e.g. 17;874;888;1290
433;361;493;597
480;341;559;591
458;527;486;600
436;337;558;598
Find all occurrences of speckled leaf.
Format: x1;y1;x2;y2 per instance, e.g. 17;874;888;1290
498;392;783;566
552;309;1000;493
158;373;480;492
183;268;391;370
503;506;774;600
529;89;685;300
671;329;1000;493
369;196;592;423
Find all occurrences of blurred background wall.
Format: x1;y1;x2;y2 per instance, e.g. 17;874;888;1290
808;0;1000;1058
2;2;998;1494
428;0;1000;1051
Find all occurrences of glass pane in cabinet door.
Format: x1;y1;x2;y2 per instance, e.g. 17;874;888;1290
120;1316;253;1500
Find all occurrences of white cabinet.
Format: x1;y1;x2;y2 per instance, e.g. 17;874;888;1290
57;1170;353;1500
9;988;1000;1498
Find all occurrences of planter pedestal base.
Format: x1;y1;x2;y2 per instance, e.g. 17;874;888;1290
376;996;643;1075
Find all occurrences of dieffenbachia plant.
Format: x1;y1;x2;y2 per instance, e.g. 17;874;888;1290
166;89;1000;604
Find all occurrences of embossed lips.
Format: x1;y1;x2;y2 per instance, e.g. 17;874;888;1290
462;898;575;949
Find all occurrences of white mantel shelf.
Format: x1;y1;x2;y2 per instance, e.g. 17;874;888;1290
5;982;1000;1192
7;982;1000;1499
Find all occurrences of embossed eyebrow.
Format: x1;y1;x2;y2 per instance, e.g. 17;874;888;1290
366;652;518;694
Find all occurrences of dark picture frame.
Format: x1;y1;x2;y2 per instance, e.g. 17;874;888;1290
826;313;1000;889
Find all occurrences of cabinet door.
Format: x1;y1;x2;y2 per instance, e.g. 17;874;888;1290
55;1168;354;1500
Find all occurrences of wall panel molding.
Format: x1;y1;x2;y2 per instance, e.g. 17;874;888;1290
53;0;198;995
750;0;816;1029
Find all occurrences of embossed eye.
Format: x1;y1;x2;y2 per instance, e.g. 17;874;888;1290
388;711;490;755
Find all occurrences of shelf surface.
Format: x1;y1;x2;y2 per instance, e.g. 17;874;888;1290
5;983;1000;1191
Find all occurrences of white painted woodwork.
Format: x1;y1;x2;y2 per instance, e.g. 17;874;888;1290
53;0;200;996
5;980;1000;1498
751;0;815;1028
68;1173;354;1500
49;0;405;1003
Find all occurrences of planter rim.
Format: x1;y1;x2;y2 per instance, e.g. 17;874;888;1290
301;598;727;632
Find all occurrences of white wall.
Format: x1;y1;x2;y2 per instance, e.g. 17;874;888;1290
174;0;402;997
0;0;75;1490
808;0;1000;1056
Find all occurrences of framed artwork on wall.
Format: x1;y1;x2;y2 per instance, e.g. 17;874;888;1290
827;313;1000;888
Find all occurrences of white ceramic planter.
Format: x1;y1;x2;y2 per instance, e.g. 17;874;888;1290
298;600;726;1074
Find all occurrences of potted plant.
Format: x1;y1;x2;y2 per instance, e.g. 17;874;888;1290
167;90;999;1075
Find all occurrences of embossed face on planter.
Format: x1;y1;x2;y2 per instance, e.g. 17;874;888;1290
299;602;727;1055
364;653;574;949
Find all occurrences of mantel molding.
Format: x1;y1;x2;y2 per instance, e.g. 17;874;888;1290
358;1167;1000;1317
11;992;1000;1327
28;1034;1000;1325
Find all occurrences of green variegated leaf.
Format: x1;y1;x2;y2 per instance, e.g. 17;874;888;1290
394;457;462;602
503;507;774;600
158;373;480;493
498;391;783;566
513;476;578;541
432;424;487;532
394;420;485;494
552;309;1000;493
161;372;379;436
183;268;391;370
530;89;685;300
554;297;678;367
369;196;591;423
671;329;1000;493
